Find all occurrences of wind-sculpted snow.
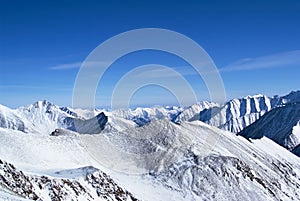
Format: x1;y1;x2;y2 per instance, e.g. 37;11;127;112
238;102;300;151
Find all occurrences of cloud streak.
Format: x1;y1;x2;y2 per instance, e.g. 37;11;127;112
132;66;198;79
49;61;111;70
49;62;82;70
220;50;300;72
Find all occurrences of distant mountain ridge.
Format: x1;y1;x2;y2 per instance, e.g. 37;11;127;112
197;91;300;133
1;91;300;156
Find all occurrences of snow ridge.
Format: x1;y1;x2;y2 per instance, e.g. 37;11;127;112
197;91;300;133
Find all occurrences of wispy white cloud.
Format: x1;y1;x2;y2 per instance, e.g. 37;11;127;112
220;50;300;72
49;62;82;70
49;61;111;70
132;66;198;79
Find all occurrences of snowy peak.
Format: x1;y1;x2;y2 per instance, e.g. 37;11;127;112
196;94;276;133
196;91;300;133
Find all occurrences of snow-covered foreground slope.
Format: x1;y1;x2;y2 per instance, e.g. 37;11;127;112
1;118;300;201
238;102;300;152
196;91;300;133
93;120;300;201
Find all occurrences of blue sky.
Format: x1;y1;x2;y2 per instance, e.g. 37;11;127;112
1;0;300;108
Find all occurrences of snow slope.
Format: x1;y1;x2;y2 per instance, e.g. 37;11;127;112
92;120;300;201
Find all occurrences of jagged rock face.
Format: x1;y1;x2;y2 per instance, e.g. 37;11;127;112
86;171;138;201
0;159;140;201
0;159;39;200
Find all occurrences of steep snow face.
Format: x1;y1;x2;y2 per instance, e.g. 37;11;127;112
197;91;300;133
238;102;300;151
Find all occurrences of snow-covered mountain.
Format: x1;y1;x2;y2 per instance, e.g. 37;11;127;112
1;118;300;200
0;100;217;134
0;100;133;135
1;92;300;200
195;91;300;133
108;101;217;126
238;102;300;153
0;100;75;134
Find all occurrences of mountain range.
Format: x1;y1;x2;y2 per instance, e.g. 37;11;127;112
0;91;300;200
